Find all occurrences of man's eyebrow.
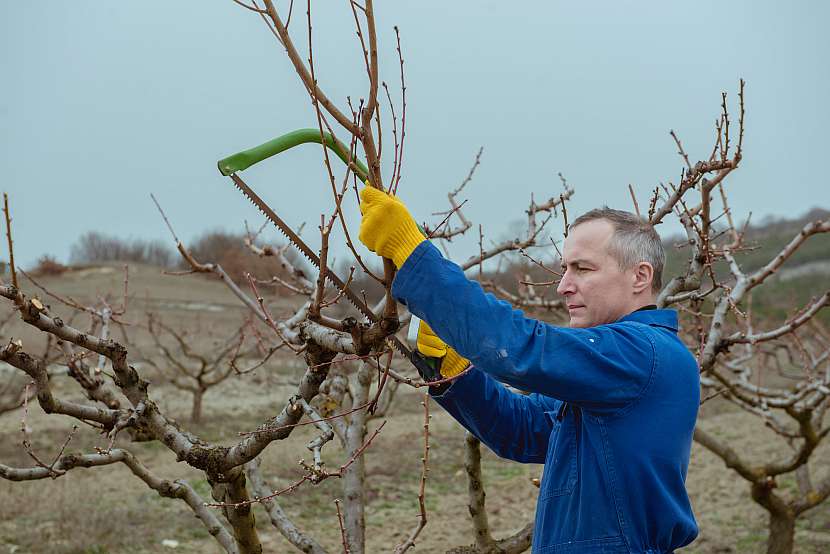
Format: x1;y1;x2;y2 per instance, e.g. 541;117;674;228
562;258;593;266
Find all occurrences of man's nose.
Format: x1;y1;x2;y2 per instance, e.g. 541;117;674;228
557;270;575;296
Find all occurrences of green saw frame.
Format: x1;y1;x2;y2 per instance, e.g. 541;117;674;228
218;128;370;181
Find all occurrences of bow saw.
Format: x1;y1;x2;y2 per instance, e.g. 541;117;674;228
218;129;434;376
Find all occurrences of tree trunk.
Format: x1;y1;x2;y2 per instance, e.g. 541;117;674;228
464;433;496;550
766;511;795;554
342;363;371;553
192;388;204;424
751;481;796;554
210;469;262;554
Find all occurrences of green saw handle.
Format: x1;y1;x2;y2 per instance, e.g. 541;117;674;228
217;128;370;182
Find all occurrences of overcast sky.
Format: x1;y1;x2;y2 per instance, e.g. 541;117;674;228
2;1;828;270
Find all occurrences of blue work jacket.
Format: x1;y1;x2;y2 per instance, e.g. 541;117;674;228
392;241;699;554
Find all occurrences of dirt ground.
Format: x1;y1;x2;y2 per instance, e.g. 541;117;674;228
1;264;828;553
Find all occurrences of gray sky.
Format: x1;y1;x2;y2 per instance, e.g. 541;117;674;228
2;1;828;270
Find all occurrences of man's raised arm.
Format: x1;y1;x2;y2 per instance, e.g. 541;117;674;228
359;187;655;414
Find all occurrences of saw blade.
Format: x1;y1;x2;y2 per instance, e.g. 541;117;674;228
228;173;424;366
229;174;373;317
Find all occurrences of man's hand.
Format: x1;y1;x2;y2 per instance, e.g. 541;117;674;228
417;320;470;378
358;186;425;268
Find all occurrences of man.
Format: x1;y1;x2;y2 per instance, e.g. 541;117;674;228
359;187;699;554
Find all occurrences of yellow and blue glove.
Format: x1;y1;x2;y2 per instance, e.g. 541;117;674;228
358;187;425;268
417;320;470;379
359;186;469;384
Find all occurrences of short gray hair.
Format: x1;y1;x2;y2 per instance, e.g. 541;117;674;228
570;207;665;292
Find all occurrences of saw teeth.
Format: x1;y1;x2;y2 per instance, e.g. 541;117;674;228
231;178;373;319
229;174;413;362
233;183;317;267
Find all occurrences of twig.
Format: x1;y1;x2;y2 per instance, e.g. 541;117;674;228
284;0;295;29
304;1;365;314
20;269;98;317
260;0;360;135
478;225;484;280
245;273;303;353
426;199;469;239
700;387;727;405
724;293;830;346
670;129;693;172
230;0;268;14
461;210;554;272
358;0;382;187
451;146;483;196
335;499;351;554
736;78;745;159
628;184;641;219
245;459;326;554
366;347;393;414
3;193;17;289
382;81;400;192
721;91;730;160
519;248;561;277
230;344;283;375
392;25;407;194
22;396;79;479
403;366;473;390
309;218;334;320
299;398;335;474
394;394;430;553
334;104;384;285
320;266;355;309
238;397;374;436
150;193;180;242
212;421;387;507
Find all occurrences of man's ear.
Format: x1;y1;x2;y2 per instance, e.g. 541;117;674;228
632;262;654;295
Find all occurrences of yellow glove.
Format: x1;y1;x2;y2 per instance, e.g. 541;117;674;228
358;186;425;268
417;320;470;378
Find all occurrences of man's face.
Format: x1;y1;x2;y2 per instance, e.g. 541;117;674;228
556;219;637;328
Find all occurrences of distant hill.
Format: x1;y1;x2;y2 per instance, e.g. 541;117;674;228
664;207;830;324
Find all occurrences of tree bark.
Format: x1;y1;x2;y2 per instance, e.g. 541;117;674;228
342;363;371;553
766;511;796;554
212;469;262;554
446;434;533;554
465;433;496;550
751;481;796;554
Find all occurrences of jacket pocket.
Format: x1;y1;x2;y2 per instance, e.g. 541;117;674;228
540;405;578;498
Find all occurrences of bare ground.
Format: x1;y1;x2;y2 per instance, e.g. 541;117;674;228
1;264;828;553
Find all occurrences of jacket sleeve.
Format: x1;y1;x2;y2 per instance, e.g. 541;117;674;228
393;242;655;414
431;366;557;464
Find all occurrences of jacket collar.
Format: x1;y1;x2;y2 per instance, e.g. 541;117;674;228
617;308;678;332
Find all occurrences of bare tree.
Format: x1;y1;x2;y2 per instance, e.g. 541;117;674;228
70;230;175;267
635;85;830;554
143;313;245;423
